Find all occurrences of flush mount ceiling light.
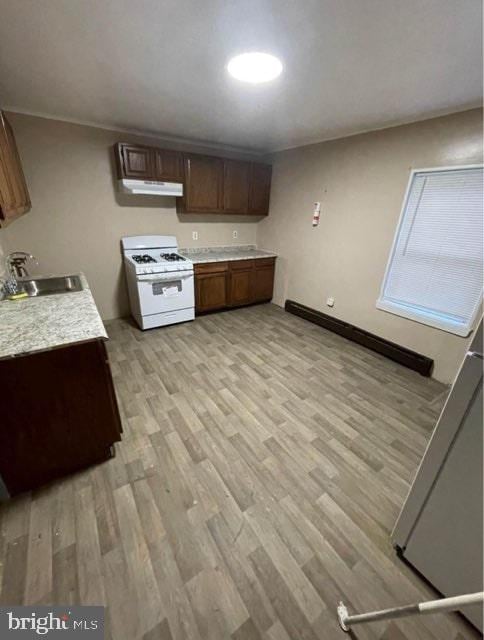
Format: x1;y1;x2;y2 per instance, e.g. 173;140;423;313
227;52;283;84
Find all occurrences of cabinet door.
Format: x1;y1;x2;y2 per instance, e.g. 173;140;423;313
3;115;31;212
0;111;31;224
196;273;227;312
0;340;121;495
154;149;183;182
223;159;249;213
228;261;254;306
0;133;16;218
252;259;275;301
182;154;223;213
119;144;154;179
248;162;272;215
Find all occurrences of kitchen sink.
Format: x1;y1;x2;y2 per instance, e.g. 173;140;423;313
20;275;84;297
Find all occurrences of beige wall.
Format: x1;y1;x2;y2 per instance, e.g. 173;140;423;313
257;109;483;384
2;109;481;383
1;113;260;319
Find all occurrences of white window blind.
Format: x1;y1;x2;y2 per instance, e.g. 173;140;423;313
377;165;483;336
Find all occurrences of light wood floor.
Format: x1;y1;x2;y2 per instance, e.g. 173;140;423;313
0;304;479;640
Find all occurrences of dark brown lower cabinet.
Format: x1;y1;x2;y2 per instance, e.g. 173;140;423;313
0;339;122;496
228;260;254;307
253;258;276;302
195;258;275;314
195;262;228;312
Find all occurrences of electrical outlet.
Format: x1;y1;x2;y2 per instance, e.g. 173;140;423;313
232;230;238;239
192;231;198;241
326;297;335;307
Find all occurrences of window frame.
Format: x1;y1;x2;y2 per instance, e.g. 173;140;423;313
376;164;483;337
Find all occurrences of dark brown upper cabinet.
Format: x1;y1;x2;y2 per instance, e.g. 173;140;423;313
117;144;153;179
115;143;183;182
178;154;224;213
153;148;184;182
248;162;272;215
179;156;272;215
0;111;31;227
115;142;272;215
223;159;249;214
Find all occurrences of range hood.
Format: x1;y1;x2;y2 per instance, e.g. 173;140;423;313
118;179;183;197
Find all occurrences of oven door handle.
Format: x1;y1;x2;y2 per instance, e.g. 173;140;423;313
137;272;193;282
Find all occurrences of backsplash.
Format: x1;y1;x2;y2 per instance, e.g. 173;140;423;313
180;244;256;254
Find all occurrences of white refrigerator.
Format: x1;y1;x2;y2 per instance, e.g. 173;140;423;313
392;319;483;631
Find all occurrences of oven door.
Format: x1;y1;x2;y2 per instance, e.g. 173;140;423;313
136;272;194;316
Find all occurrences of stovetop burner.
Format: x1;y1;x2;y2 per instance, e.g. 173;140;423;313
161;253;186;262
132;254;156;264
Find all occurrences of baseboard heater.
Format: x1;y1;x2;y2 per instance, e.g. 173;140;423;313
284;300;433;376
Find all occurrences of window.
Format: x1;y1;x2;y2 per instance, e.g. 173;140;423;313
377;165;483;337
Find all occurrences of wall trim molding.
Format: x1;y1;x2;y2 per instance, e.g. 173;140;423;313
267;105;481;154
285;299;433;376
3;107;262;158
5;105;480;158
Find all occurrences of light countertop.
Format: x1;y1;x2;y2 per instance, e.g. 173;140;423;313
0;274;107;360
180;244;277;264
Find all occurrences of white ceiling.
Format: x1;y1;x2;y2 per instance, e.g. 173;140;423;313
0;0;481;152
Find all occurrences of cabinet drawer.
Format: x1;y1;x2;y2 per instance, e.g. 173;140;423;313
254;257;275;267
229;259;254;271
194;261;229;275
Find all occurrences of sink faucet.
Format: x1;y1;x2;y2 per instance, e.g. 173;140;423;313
6;252;37;279
1;252;38;298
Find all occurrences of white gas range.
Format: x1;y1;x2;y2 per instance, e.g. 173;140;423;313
121;235;194;330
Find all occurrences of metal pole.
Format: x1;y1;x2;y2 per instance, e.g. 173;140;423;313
337;592;484;632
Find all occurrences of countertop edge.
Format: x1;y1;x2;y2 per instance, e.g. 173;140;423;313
0;335;108;362
180;247;277;265
0;273;108;360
